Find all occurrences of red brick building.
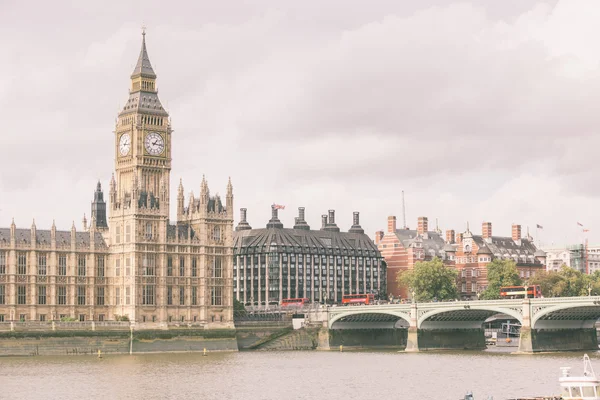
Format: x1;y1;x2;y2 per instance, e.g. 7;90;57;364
376;217;547;300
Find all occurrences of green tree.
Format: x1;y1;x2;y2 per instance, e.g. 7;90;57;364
397;257;458;302
528;265;596;297
480;259;521;300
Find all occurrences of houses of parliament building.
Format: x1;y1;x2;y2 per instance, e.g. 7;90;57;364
0;32;234;327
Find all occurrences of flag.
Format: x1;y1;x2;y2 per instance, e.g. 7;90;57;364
272;204;285;210
536;224;543;229
577;222;584;227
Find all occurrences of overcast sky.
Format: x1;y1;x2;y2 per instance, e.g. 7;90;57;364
1;0;599;248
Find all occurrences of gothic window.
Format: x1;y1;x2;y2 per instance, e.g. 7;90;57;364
0;252;5;274
167;256;173;276
116;224;121;244
17;285;26;305
78;255;86;276
146;222;152;240
126;224;131;242
179;286;185;305
17;253;27;275
213;257;223;278
211;287;223;306
38;254;47;275
77;286;86;305
179;256;185;277
126;287;131;305
143;254;155;276
142;285;154;305
115;288;121;305
38;286;47;305
59;254;67;276
57;286;67;305
115;259;121;277
167;286;173;305
212;226;221;242
126;257;131;276
0;285;5;305
97;256;105;277
192;287;198;306
96;287;105;306
191;257;198;277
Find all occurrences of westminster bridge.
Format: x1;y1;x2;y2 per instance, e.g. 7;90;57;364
304;297;600;352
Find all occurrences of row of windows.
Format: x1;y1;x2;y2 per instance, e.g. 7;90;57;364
0;252;104;277
234;255;379;266
0;285;104;306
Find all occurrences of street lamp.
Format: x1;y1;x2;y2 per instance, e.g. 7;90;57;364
412;289;416;303
588;284;592;297
524;285;529;299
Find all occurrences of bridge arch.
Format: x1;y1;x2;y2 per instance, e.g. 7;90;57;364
418;305;523;328
328;310;411;329
531;303;600;329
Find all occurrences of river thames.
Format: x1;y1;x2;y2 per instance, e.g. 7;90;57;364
1;348;596;399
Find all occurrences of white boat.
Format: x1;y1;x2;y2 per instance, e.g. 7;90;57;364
559;354;600;400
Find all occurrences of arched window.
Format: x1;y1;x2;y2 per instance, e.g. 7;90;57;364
212;226;221;241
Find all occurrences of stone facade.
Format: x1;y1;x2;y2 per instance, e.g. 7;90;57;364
0;32;234;327
232;207;385;305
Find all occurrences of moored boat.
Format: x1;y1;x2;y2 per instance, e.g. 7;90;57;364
558;354;600;400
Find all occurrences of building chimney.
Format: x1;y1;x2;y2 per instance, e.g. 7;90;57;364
387;216;397;233
349;211;364;234
512;224;521;242
446;230;455;244
235;208;252;231
321;215;328;230
293;207;310;230
375;230;384;244
456;232;463;244
417;217;428;235
482;222;492;240
266;205;283;229
324;210;340;232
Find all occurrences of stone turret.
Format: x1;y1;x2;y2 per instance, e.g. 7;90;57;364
31;219;37;248
236;208;252;231
177;178;185;218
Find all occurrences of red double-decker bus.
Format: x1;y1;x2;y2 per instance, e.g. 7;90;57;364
500;285;542;299
342;294;375;305
281;298;309;307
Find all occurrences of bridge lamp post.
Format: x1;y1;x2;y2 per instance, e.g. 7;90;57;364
411;289;416;304
524;285;529;299
588;284;592;297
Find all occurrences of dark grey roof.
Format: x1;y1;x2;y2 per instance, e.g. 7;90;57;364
534;249;546;257
233;227;381;258
394;230;447;258
443;242;456;252
477;244;493;255
472;235;541;263
120;90;168;117
0;228;107;248
131;33;156;78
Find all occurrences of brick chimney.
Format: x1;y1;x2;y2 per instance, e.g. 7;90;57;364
374;230;384;244
456;232;463;244
417;217;428;235
387;216;397;233
512;224;521;242
482;222;492;239
446;230;455;244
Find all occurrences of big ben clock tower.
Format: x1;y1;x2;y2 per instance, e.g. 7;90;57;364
109;29;172;320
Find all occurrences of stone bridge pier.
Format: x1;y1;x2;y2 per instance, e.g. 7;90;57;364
322;297;600;352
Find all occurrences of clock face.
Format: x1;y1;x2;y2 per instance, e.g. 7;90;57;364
119;133;131;156
144;132;165;155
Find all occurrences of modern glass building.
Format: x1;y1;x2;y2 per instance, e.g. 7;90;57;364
232;207;385;305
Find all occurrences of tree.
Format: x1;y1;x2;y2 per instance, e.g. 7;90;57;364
480;259;521;300
527;265;597;297
397;257;458;302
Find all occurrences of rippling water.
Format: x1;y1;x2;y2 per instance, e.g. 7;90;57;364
1;348;597;399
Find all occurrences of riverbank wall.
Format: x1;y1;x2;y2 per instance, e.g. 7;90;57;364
0;324;238;356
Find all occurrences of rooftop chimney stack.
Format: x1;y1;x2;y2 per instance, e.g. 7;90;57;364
235;208;252;231
456;232;463;244
321;214;328;230
266;205;284;229
512;224;522;243
387;216;397;233
323;209;340;232
293;207;310;230
482;222;492;241
349;211;364;234
446;230;455;244
417;217;428;235
375;230;384;244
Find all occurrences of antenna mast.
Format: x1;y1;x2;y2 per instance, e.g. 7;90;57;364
402;190;406;229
